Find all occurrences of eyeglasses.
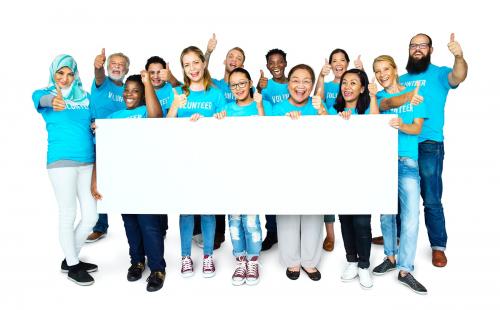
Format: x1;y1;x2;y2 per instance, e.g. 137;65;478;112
409;43;430;50
229;80;249;89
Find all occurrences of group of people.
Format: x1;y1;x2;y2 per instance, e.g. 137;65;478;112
33;32;468;294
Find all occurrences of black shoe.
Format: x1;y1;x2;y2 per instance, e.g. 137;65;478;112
68;267;95;286
301;266;321;281
127;262;145;282
146;271;165;292
372;258;396;275
398;272;428;295
214;232;225;250
61;260;98;273
261;233;278;251
286;268;300;280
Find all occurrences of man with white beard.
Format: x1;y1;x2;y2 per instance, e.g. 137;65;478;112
86;48;130;243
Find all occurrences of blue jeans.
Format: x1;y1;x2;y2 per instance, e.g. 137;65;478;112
228;215;262;257
419;140;447;250
93;213;108;233
121;214;166;272
180;215;215;256
381;157;420;273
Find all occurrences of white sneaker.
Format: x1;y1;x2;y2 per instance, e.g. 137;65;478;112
202;255;216;278
358;267;373;289
341;262;358;282
181;256;194;278
231;256;247;286
192;234;204;248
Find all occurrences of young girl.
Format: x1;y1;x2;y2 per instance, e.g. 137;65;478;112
167;46;226;278
371;55;428;294
330;68;378;289
213;67;271;285
273;64;327;281
32;54;98;286
92;72;165;292
314;48;364;252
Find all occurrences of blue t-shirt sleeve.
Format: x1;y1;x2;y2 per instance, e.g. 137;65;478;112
438;66;456;90
214;88;227;113
32;89;51;112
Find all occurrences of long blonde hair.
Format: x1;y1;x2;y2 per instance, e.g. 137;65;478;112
180;46;213;96
372;55;400;84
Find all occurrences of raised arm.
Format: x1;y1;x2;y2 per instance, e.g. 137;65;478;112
447;33;468;87
94;48;106;87
204;33;217;67
368;78;379;114
314;59;331;100
141;70;163;118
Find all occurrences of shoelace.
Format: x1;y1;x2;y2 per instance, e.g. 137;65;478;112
403;273;419;287
233;260;247;277
203;256;214;270
181;257;192;271
246;260;259;277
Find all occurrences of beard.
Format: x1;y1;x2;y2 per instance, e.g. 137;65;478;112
406;53;431;74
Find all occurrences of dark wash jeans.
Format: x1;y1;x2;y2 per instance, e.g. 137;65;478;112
418;140;447;250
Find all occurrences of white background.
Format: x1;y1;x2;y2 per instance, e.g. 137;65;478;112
0;0;499;309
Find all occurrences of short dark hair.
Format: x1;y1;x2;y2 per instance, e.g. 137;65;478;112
287;64;316;85
265;48;287;63
145;56;166;70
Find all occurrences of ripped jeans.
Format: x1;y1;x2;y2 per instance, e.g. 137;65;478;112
228;215;262;258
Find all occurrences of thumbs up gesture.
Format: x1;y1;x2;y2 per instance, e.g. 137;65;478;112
258;69;268;90
368;77;377;97
94;48;106;69
52;84;66;111
409;81;424;105
159;63;171;82
312;95;326;115
254;90;263;105
140;70;152;85
207;33;217;54
320;58;332;77
354;55;364;70
172;88;187;108
447;33;463;58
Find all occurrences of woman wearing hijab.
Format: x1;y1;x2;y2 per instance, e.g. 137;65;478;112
32;54;98;286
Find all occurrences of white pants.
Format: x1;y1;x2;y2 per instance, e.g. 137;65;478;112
276;215;323;268
48;165;98;266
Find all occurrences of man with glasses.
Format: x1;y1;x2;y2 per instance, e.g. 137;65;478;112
378;33;468;273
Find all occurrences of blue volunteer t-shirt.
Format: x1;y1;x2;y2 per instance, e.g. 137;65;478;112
33;89;95;165
212;78;257;103
155;82;174;115
90;77;125;119
400;64;456;142
224;100;273;117
324;81;340;109
169;86;226;118
107;105;148;119
272;97;319;116
327;106;372;115
377;88;427;160
261;79;290;106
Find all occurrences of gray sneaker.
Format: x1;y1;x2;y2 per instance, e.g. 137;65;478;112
373;258;396;275
398;272;427;295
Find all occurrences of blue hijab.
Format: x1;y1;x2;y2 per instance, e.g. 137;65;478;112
47;54;88;103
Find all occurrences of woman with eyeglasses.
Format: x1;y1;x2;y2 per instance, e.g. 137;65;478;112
213;67;271;286
166;46;226;278
272;64;327;281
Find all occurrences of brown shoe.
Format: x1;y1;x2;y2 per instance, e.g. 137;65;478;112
372;236;384;245
86;231;106;243
432;250;447;267
322;237;334;252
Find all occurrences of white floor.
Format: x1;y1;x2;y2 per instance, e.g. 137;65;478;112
2;208;498;309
